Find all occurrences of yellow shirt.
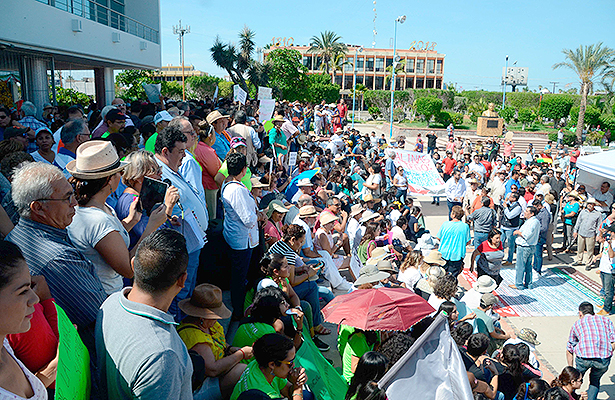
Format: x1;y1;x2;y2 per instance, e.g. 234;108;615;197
177;321;226;361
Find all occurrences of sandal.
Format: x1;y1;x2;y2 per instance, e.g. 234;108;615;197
314;325;332;335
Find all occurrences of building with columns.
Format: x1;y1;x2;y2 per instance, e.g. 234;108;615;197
0;0;161;115
265;45;445;93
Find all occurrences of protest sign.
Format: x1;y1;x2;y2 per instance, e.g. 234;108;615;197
288;152;298;167
142;83;162;103
259;99;276;122
213;85;219;100
379;314;473;400
55;303;90;400
258;86;272;99
233;84;247;104
392;149;445;195
295;326;348;400
504;130;514;142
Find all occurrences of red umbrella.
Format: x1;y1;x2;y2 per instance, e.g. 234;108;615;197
321;287;435;331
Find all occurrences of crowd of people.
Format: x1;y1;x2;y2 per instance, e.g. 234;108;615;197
0;96;614;400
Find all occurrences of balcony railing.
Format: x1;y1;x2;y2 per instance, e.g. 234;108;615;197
37;0;159;44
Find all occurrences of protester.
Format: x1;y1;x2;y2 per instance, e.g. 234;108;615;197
572;198;601;270
511;207;541;290
194;120;222;219
436;205;471;277
470;229;505;285
345;352;388;400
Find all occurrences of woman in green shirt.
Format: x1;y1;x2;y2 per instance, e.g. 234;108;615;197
345;352;388;400
214;136;253;190
231;333;307;400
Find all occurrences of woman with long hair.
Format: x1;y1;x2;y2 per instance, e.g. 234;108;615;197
345;352;388;400
357;221;381;265
551;366;586;400
498;344;540;400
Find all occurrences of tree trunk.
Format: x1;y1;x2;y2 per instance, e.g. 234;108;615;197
577;82;588;144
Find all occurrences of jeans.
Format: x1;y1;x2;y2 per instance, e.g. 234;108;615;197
563;223;574;249
502;228;516;263
318;286;335;305
474;231;489;249
575;356;611;400
293;281;323;327
515;245;534;289
427;146;435;156
447;200;462;221
601;272;615;313
395;189;407;202
228;247;254;319
169;249;201;321
444;259;464;277
533;235;546;274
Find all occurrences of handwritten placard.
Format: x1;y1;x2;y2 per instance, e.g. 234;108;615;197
54;304;90;400
258;86;272;100
233;85;247;104
288;152;298;167
259;99;276;122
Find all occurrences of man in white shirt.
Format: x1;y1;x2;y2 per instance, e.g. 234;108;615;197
326;129;345;154
469;154;487;183
511;206;541;290
346;204;365;279
445;169;466;220
227;111;261;168
593;182;614;216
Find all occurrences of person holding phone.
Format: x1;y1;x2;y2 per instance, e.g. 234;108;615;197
115;150;180;250
67;141;170;296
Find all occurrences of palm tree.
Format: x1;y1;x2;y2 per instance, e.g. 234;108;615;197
210;36;241;83
553;42;615;142
384;59;406;88
308;31;348;82
328;53;351;84
237;26;256;77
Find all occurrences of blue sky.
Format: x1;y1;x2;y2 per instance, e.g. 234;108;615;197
149;0;613;92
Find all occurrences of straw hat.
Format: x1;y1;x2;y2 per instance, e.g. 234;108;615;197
178;283;231;320
423;250;446;266
376;259;398;273
467;177;478;184
258;155;272;164
362;193;379;202
544;193;555;205
296;134;307;145
370;247;389;260
319;212;338;226
334;128;343;134
297;178;313;187
472;275;497;293
250;177;268;189
66;141;129;180
415;266;445;293
206;110;229;125
360;209;379;223
350;204;365;218
517;328;541;346
267;200;289;218
567;191;580;200
353;265;390;286
298;205;318;218
272;115;285;124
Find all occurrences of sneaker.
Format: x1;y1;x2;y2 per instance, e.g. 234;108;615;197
598;309;611;316
436;202;440;206
313;336;330;352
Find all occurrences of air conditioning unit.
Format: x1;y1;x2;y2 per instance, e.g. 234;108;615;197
112;32;121;43
71;19;82;32
140;41;148;51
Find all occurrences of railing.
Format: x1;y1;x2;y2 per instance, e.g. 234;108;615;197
36;0;159;44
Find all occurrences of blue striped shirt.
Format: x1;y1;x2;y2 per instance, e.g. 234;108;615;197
7;218;107;328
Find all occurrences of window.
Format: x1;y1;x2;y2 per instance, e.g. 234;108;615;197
356;75;364;85
344;76;354;90
416;59;424;74
375;76;384;90
357;57;364;72
436;59;443;74
375;58;384;72
395;78;403;90
426;78;434;88
345;57;353;72
303;56;312;69
405;77;414;89
427;60;435;74
365;75;374;90
366;58;374;72
406;59;415;73
386;58;393;68
335;75;343;87
415;77;424;89
435;79;442;89
315;57;322;70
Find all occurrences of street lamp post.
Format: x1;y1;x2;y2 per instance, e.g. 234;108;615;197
389;15;406;138
502;55;508;109
352;46;363;129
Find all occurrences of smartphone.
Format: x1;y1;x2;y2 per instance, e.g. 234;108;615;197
139;177;168;216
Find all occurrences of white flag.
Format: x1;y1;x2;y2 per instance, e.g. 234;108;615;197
379;314;473;400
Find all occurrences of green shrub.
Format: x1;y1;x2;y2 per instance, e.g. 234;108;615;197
538;95;574;127
467;98;488;123
505;92;540;110
585;130;605;146
548;130;577;145
450;112;464;126
570;105;602;128
415;97;443;127
368;106;381;119
599;114;615;133
53;87;90;108
435;110;452;126
452;96;467;113
392;108;405;122
517;108;536;130
499;106;516;124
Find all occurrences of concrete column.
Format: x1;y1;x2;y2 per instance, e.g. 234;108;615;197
22;57;49;118
104;67;115;105
94;67;105;107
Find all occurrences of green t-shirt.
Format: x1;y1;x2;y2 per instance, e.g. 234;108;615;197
145;132;158;153
232;322;276;349
268;128;288;155
342;330;372;383
230;359;287;400
218;161;252;190
473;308;495;335
101;131;110;139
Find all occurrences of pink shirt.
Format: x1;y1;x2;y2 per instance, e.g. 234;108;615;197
504;143;515;157
194;141;222;190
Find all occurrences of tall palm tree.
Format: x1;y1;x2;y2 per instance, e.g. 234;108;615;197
385;59;406;88
308;31;348;82
210;36;241;84
553;42;615;142
237;26;256;77
328;53;351;84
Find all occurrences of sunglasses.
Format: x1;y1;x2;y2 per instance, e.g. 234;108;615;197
279;358;295;367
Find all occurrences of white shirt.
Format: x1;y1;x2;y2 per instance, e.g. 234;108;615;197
516;216;541;246
293;216;314;251
469;162;487;182
347;217;362;252
221;181;258;250
460;289;483;310
445;177;466;202
593;189;614;213
599;240;615;274
398;267;422;289
1;339;47;400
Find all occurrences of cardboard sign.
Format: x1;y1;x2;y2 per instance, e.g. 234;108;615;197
54;303;91;400
233;85;247;104
142;83;162;103
258;86;272;99
288;152;298;167
259;99;276;123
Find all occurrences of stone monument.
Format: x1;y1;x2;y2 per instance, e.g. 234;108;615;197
477;103;504;137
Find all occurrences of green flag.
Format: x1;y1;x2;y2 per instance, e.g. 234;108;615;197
54;303;91;400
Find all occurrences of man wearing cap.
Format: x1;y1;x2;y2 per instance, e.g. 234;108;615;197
436;205;471;277
566;301;615;400
549;168;566;201
96;229;194;400
145;111;173;152
208;110;232;160
510;206;541;290
155;124;209;320
445;170;467;221
573;198;602;269
461;275;497;310
463;178;480;217
503;328;541;369
228;110;260;168
473;293;511;353
101;109;126;139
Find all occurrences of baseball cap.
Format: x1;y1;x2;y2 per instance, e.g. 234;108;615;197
4;126;28;140
230;136;246;149
154;111;173;125
105;108;126;122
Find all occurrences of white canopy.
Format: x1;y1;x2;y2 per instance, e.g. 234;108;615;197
576;150;615;191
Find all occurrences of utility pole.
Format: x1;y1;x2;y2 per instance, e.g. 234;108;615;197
550;81;559;94
173;20;190;101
